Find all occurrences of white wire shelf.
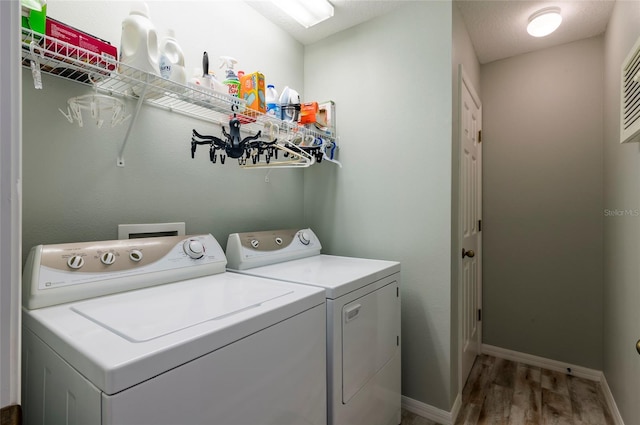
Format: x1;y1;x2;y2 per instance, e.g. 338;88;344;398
21;27;337;168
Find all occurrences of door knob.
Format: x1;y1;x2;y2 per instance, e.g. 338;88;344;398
636;340;640;355
462;248;475;259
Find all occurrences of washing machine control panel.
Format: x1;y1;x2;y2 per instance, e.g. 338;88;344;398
23;234;227;309
226;228;321;270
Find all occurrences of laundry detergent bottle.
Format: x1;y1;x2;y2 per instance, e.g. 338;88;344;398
158;28;186;85
119;2;159;80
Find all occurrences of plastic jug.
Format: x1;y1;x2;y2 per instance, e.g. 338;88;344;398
279;86;301;122
266;84;278;117
119;2;159;83
159;28;186;85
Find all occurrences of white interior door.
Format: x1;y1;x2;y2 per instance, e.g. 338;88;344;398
458;65;482;391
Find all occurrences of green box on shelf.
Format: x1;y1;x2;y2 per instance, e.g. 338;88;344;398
21;0;47;35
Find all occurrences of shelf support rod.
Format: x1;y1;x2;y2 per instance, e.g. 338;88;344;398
117;80;149;167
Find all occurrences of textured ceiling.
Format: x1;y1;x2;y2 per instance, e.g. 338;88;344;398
456;0;615;64
247;0;615;64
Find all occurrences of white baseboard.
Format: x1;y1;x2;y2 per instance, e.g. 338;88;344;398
482;344;602;381
402;393;460;425
450;393;461;423
599;371;626;425
482;344;625;425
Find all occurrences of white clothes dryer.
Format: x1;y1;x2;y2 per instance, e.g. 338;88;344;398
226;228;401;425
22;234;326;425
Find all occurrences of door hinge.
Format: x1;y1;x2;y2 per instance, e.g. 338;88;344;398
396;287;399;297
397;335;400;346
478;309;482;321
478;219;482;232
478;130;482;143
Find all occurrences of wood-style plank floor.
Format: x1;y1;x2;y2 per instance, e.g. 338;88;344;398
401;354;615;425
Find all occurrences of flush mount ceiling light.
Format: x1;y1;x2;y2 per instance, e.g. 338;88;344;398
527;7;562;37
270;0;334;28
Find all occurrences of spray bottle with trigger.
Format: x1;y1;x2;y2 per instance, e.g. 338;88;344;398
219;56;240;98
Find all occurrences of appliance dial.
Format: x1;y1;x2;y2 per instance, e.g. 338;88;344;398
67;255;85;269
129;249;143;262
275;237;283;245
100;252;116;265
183;239;205;259
298;231;311;245
251;239;260;248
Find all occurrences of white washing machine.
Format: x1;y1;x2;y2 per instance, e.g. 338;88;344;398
21;234;327;425
226;228;401;425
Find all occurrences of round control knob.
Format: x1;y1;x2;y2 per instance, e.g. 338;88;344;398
129;249;143;262
298;231;311;245
251;239;260;249
183;239;205;259
67;255;85;269
100;252;116;265
275;237;283;246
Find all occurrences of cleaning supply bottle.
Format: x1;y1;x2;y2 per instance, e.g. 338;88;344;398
158;28;186;85
278;86;290;120
119;2;159;77
278;86;301;122
209;72;228;94
189;67;205;88
202;51;213;89
198;52;224;93
219;56;240;97
266;84;278;117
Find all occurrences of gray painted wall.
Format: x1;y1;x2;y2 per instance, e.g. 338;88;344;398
603;1;640;422
303;2;455;410
22;1;306;257
453;4;480;96
481;37;604;369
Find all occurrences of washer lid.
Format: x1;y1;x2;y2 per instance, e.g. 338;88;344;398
71;280;292;342
233;255;400;299
22;272;325;395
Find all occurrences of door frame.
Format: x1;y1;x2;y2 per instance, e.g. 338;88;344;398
457;64;482;393
0;0;23;408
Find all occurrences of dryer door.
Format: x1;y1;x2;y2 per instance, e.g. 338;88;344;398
342;280;399;403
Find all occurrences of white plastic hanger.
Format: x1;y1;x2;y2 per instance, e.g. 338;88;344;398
59;93;131;128
241;134;315;169
320;136;342;168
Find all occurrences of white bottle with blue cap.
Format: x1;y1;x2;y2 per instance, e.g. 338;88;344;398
266;85;278;117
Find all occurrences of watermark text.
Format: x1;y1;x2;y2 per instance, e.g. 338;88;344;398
604;208;640;217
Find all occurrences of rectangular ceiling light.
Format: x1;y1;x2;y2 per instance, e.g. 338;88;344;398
270;0;334;28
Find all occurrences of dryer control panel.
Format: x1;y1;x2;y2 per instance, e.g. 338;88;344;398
23;234;226;309
226;228;321;270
